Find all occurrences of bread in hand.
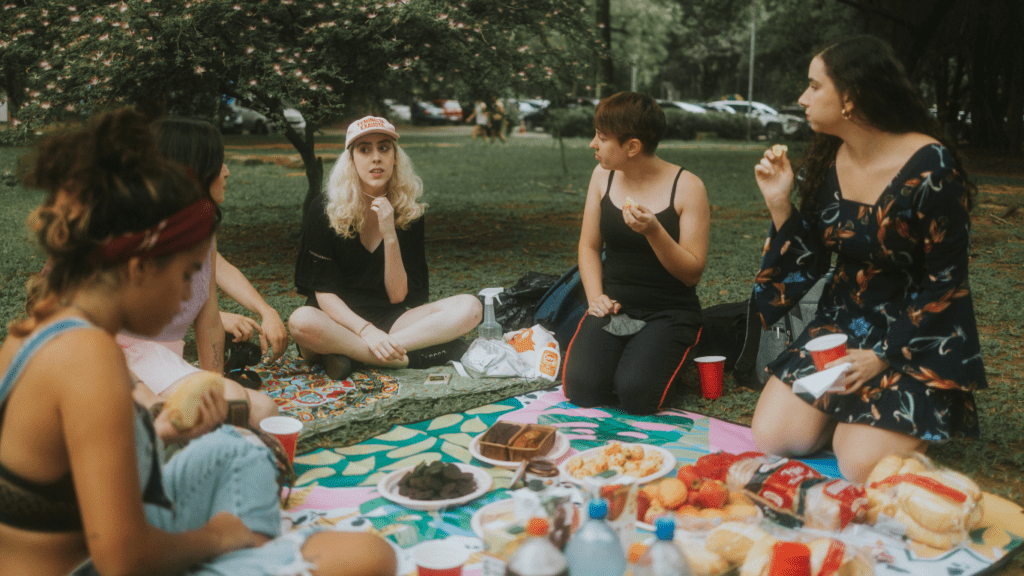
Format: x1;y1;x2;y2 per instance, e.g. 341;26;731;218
163;371;225;431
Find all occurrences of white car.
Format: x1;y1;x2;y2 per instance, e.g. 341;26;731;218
658;100;707;114
704;100;804;139
230;103;305;135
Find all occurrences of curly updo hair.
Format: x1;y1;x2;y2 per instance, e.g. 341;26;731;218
798;35;975;214
13;108;218;336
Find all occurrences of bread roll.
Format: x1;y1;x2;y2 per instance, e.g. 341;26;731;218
866;455;904;485
893;509;962;549
682;546;729;576
706;522;771;566
163;371;225;431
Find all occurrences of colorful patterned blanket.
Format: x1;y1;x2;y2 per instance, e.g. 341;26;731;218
251;353;552;449
280;388;1024;576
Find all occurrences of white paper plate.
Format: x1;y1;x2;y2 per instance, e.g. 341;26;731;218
468;430;571;468
557;444;675;486
377;462;493;511
469;497;516;539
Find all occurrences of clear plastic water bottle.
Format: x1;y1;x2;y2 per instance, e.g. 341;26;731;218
564;499;627;576
632;517;692;576
505;517;569;576
478;287;504;340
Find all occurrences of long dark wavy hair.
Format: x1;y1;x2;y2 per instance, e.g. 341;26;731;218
798;35;976;214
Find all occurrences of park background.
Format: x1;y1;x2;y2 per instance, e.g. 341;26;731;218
1;2;1022;571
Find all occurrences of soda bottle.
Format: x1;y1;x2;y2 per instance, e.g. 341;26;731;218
564;499;627;576
505;517;569;576
632;517;692;576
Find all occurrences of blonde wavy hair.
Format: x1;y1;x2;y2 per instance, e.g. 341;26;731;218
324;140;426;238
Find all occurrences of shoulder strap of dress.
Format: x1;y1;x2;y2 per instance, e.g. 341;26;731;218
0;318;92;404
669;167;685;206
604;170;615;197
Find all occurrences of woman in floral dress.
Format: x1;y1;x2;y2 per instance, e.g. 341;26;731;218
750;36;985;482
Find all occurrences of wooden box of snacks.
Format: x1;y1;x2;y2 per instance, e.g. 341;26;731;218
506;424;557;462
477;421;524;461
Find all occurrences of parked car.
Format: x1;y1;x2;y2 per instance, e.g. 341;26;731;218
704;100;804;139
383;99;411;124
518;99;549;131
230;103;306;135
658;100;707;114
219;105;245;134
411;100;447;125
431;99;463;124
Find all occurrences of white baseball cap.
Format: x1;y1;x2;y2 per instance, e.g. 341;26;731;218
345;116;399;149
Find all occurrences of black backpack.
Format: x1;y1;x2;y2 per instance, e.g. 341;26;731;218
532;264;589;352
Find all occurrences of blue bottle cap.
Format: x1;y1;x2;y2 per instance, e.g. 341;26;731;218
654;516;675;540
589;498;608;520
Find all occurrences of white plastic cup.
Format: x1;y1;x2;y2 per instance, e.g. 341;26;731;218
414;539;470;576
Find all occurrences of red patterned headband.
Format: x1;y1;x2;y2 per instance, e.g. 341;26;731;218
97;198;217;263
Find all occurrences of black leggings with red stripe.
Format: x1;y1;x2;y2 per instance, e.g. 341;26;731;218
562;309;701;415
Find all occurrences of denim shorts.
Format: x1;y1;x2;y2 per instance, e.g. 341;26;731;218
71;426;322;576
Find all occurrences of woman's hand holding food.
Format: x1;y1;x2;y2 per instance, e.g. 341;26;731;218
588;294;621;318
623;202;663;237
153;387;228;444
360;324;407;362
754;145;795;227
830;349;889;395
370;197;397;239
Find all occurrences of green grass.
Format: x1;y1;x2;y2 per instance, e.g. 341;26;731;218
3;134;1023;569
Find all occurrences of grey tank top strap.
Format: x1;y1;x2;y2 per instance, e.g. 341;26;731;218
0;318;92;404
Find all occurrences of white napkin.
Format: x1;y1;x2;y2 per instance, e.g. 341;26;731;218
793;362;852;398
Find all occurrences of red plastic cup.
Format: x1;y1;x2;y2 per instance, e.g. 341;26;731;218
694;356;726;400
259;416;303;463
415;539;470;576
805;334;849;371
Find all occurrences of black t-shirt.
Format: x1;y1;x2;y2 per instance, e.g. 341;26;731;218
294;196;429;316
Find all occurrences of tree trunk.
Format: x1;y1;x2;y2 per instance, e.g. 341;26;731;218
288;121;324;217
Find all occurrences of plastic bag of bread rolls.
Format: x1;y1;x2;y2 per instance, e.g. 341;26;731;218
704;521;775;567
162;371;225;431
865;453;983;549
724;453;867;531
740;537;874;576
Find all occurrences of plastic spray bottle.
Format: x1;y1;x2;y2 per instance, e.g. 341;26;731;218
478;287;505;340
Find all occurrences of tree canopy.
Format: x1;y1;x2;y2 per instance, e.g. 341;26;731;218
1;0;601;204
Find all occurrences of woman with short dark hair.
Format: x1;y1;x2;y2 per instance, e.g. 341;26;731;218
561;92;711;415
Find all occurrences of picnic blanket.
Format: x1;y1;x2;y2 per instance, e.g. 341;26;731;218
251;352;553;449
278;388;1024;576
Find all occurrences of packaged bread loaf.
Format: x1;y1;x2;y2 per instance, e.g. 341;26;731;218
162;371;225;431
865;453;983;549
705;521;774;566
717;452;867;531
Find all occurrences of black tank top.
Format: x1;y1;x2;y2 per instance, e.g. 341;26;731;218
599;168;701;313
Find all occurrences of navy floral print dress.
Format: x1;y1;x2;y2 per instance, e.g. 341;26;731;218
754;144;986;441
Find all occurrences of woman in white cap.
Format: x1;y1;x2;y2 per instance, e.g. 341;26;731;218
289;116;482;378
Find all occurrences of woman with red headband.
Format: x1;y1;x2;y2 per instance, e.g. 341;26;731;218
0;110;395;576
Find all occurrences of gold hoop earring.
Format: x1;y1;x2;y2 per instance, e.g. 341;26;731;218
841;108;852;120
